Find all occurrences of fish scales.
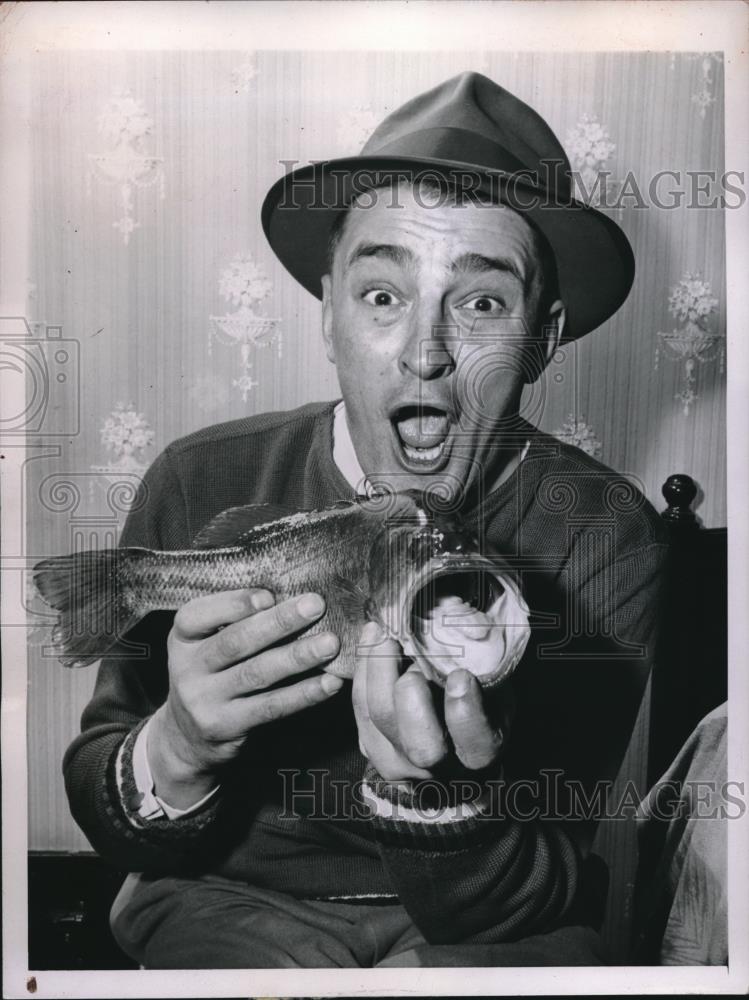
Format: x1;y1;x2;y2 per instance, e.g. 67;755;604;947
126;524;375;626
32;493;532;686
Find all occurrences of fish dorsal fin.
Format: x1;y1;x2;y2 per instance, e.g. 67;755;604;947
192;503;300;548
192;499;364;549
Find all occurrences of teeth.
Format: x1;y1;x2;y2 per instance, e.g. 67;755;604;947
403;441;445;463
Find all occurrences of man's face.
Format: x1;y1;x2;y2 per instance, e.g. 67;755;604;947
322;184;564;501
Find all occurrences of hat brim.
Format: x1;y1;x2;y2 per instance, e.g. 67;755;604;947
261;156;635;341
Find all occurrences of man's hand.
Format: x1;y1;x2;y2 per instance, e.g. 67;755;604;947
353;621;511;783
148;588;342;808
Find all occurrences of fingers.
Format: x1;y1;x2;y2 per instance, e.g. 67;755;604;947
363;631;403;747
354;624;434;781
352;622;397;728
201;592;327;671
222;629;340;697
163;590;345;781
444;669;503;770
394;668;449;769
355;622;447;771
172;588;275;641
222;671;344;732
354;625;504;778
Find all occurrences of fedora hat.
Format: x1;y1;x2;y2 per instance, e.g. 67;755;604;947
262;72;634;340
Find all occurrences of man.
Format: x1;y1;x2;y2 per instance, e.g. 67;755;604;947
63;72;667;968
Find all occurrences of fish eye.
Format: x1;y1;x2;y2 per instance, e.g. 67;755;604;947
363;288;402;308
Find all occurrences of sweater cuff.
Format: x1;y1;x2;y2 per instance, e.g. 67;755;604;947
122;716;220;821
361;764;496;847
114;718;221;837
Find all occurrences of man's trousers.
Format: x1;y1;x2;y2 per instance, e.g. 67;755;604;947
110;872;605;968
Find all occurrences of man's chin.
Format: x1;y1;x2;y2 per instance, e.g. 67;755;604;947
365;451;477;508
393;437;451;477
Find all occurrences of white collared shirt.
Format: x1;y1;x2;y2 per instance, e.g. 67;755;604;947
332;400;370;493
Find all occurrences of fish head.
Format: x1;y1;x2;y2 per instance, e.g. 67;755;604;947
364;492;531;688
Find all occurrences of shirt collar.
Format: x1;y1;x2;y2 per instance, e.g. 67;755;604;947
332;400;371;495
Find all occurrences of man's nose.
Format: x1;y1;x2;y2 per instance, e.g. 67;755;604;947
397;312;456;381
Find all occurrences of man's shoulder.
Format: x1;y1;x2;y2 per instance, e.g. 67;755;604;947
131;401;340;537
164;400;336;459
521;427;668;549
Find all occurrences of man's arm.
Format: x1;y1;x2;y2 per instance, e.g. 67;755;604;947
63;448;342;873
63;448;206;871
353;630;578;942
353;541;667;944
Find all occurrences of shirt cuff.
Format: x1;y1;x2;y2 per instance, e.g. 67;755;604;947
119;715;220;821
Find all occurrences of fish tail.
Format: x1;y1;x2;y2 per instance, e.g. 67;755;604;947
33;548;146;667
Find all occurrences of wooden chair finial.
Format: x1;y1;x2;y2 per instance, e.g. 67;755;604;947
661;474;698;526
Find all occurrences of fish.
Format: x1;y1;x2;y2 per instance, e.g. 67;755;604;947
32;491;531;687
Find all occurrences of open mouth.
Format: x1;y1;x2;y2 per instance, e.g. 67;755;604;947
399;560;528;685
378;546;531;687
391;405;452;469
411;569;505;639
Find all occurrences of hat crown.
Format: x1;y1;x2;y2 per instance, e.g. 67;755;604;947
361;72;572;189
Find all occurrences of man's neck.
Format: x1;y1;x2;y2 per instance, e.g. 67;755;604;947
332;400;530;500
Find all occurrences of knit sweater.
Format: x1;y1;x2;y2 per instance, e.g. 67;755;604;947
63;401;668;945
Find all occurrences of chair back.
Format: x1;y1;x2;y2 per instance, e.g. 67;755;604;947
648;474;727;786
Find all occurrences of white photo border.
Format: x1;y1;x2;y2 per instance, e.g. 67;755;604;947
1;1;747;996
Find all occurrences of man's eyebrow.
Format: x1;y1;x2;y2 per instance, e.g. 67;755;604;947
346;242;415;269
451;252;524;284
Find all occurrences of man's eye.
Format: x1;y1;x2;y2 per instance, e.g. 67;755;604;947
462;296;505;314
362;289;401;307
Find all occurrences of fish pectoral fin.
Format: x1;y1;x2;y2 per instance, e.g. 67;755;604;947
328;575;370;624
192;503;301;548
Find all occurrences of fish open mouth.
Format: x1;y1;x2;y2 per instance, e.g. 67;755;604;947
391;405;452;470
399;559;530;686
412;569;504;626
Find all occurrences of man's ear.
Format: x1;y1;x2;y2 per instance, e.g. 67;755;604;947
321;274;336;365
543;298;566;366
525;299;566;383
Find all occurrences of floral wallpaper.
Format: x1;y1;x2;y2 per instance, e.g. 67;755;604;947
655;273;723;415
209;253;282;401
565;113;622;210
25;50;726;858
94;401;155;475
87;91;165;245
